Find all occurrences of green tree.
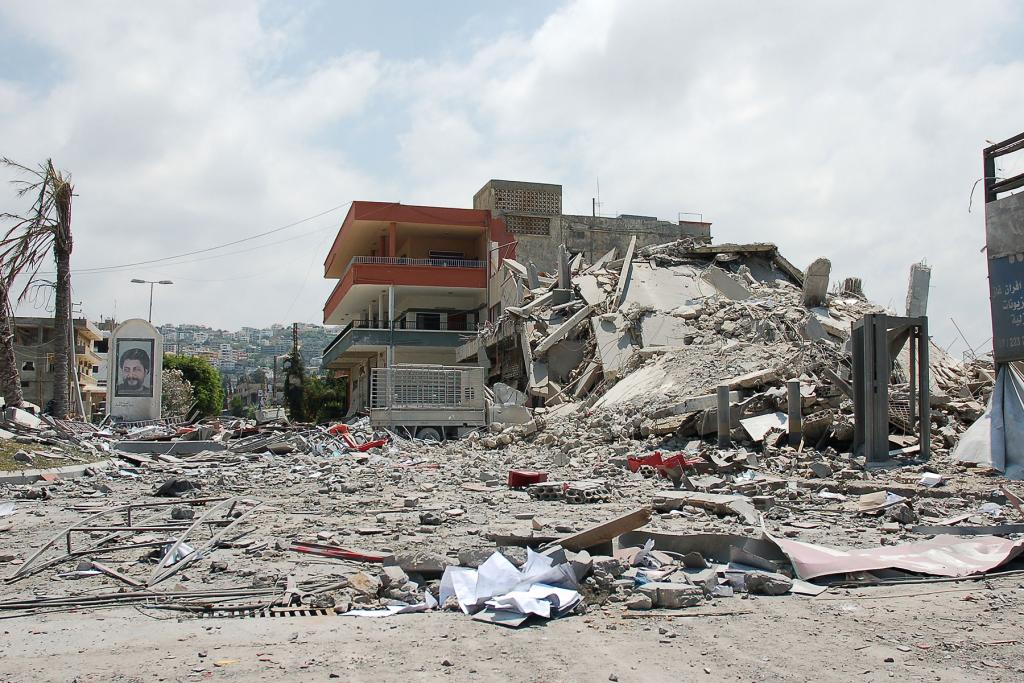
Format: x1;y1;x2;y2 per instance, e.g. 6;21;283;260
282;348;306;422
228;395;255;419
304;375;347;423
164;354;223;417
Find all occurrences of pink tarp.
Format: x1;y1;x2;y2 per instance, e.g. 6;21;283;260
767;532;1024;580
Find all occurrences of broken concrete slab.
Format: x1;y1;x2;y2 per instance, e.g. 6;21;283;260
575;273;606;306
637;581;703;608
612;235;637;310
651;391;739;419
590;313;636;380
726;368;779;389
536;305;594;356
702;266;752;301
638;313;697;348
802;257;831;307
739;412;788;442
652;491;759;524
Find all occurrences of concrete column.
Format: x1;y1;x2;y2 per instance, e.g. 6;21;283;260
802;257;831;307
387;285;395;367
905;262;931;317
526;261;540;290
367;303;374;326
787;379;802;446
716;384;731;448
378;293;385;327
388;222;397;258
558;245;570;290
439;312;448;330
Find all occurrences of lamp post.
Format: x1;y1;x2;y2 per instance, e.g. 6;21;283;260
130;279;173;322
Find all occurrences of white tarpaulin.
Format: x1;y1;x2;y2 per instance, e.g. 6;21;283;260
953;361;1024;480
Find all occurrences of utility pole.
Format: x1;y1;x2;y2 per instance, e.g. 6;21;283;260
130;279;173;322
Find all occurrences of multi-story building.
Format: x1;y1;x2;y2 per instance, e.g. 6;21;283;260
320;201;513;411
321;180;712;413
12;317;106;419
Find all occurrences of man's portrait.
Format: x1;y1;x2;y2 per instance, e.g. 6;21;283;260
114;339;154;398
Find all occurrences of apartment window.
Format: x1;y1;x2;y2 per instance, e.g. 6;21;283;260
415;312;441;330
22;361;34;371
428;250;465;263
21;381;30;388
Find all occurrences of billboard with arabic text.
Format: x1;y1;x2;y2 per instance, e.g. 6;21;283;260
990;254;1024;363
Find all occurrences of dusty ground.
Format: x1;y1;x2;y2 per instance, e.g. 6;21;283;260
1;579;1022;683
0;422;1022;683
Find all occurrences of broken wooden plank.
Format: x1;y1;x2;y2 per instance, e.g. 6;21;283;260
550;508;652;553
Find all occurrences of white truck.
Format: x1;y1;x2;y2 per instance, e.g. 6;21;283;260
369;364;489;441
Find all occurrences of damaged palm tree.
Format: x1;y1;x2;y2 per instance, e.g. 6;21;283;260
0;279;22;407
0;158;75;417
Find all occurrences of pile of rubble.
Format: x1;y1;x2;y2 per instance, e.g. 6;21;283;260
464;236;995;470
0;236;1019;631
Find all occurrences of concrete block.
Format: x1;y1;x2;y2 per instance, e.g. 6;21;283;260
802;257;831;307
905;262;931;317
637;581;704;608
744;571;793;595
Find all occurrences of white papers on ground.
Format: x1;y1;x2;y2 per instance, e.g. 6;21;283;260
439;547;581;626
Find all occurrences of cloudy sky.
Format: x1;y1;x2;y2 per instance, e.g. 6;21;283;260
1;1;1022;356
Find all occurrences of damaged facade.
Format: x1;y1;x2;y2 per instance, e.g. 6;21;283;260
11;317;105;419
322;180;710;413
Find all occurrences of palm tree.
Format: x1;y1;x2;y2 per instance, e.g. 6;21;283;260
0;158;75;418
0;278;23;408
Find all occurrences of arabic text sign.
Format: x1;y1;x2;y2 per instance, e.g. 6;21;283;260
990;254;1024;363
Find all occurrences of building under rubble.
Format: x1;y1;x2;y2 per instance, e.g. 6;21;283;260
321;180;711;412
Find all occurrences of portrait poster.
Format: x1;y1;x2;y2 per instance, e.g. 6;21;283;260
114;338;155;398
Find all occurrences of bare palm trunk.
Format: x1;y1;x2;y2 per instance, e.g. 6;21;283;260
0;280;24;407
50;174;73;418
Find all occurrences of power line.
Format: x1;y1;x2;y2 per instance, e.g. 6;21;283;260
31;201;350;275
22;221;337;278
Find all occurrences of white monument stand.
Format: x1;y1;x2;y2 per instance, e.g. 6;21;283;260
106;318;163;421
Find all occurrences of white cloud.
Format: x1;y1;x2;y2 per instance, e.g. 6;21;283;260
1;0;1021;358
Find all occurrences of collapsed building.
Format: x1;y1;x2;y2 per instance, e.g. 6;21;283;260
320;179;710;414
320;179;994;473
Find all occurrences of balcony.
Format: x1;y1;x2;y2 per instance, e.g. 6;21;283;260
323;256;487;324
75;345;102;364
322;318;479;369
342;256;485;278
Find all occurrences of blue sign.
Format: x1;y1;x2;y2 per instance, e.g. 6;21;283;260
990;254;1024;363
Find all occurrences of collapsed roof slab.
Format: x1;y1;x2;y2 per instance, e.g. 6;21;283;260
590;313;636;380
619;264;706;312
639;313;697;348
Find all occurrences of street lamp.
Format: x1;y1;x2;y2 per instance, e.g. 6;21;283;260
130;279;174;322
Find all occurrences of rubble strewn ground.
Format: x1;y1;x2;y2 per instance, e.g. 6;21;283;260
1;237;1022;681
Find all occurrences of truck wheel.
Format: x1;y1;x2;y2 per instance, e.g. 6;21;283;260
416;427;443;442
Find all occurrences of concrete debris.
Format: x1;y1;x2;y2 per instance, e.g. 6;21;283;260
0;234;1012;646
